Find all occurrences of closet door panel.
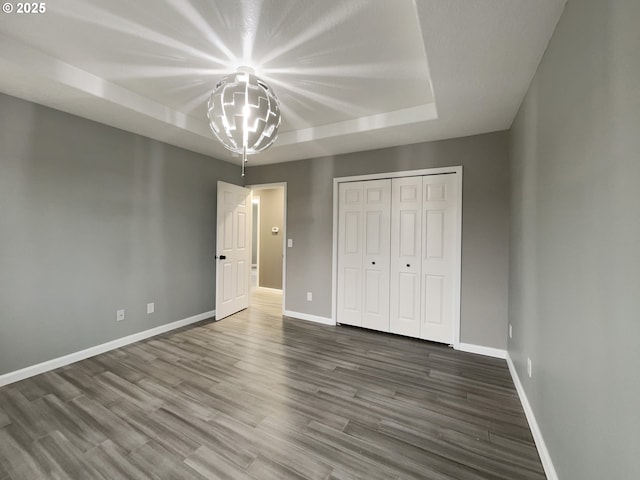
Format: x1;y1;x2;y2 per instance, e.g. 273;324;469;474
420;174;458;343
337;183;364;326
361;179;391;332
390;177;423;337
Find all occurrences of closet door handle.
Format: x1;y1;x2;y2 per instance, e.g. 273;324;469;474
406;264;411;267
372;261;376;265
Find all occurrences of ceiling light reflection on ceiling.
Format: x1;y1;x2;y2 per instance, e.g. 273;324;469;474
207;66;281;176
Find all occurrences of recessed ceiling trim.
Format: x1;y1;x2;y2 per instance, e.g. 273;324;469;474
0;34;210;137
277;103;438;146
0;31;438;159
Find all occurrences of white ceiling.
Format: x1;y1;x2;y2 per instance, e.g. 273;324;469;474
0;0;566;166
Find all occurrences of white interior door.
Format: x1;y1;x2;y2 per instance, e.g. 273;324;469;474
337;182;364;326
390;176;423;337
361;179;391;332
216;181;251;321
420;174;458;343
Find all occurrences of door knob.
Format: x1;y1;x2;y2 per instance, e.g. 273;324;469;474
216;255;227;260
407;264;411;267
372;261;376;265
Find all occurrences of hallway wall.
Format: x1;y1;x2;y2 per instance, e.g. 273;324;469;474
255;188;284;290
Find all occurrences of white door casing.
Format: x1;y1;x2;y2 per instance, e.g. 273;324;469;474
420;174;458;343
216;181;251;320
389;176;423;337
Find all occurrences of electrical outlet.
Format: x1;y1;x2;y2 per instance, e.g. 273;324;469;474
147;302;155;314
116;309;125;322
527;357;532;378
509;324;513;339
307;292;313;301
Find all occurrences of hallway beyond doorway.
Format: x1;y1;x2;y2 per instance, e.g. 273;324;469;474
250;185;285;292
250;284;283;318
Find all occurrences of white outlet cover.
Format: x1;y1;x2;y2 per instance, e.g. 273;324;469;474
527;358;532;378
287;238;293;248
307;292;312;301
509;324;513;339
147;303;155;314
116;309;125;321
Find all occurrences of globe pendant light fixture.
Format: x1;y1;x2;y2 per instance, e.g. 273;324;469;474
207;66;281;176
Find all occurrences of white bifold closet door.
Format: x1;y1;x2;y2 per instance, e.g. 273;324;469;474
337;179;391;331
340;173;458;345
420;174;458;344
389;174;458;343
389;177;423;337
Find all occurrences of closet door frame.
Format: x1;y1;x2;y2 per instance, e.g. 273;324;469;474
332;166;462;349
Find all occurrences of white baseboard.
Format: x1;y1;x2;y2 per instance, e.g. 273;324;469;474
506;352;558;480
254;286;283;294
456;342;507;359
284;310;335;326
0;310;216;388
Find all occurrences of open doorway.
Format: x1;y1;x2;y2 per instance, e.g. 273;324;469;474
250;183;286;314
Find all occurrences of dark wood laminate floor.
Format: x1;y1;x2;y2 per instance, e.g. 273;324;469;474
0;289;545;479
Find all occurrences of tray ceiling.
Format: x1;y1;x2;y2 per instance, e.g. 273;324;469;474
0;0;566;165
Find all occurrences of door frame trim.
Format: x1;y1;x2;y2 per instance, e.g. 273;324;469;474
331;166;463;349
247;182;287;315
252;196;261;280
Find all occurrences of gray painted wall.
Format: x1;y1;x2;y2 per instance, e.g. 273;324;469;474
255;188;284;290
508;0;640;478
0;94;240;375
246;132;510;349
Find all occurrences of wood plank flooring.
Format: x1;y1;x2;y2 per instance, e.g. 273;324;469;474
0;288;545;479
